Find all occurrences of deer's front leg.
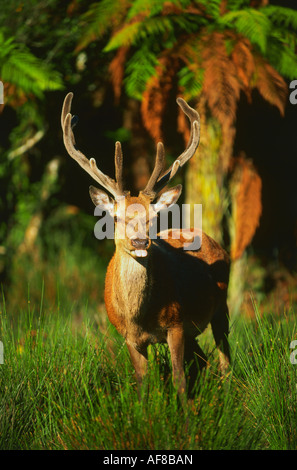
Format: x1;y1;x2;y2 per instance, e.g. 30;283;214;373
167;327;187;407
127;343;148;397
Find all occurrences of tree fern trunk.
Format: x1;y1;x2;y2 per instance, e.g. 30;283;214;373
185;117;228;245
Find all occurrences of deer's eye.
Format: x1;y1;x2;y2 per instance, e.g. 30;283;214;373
114;216;124;224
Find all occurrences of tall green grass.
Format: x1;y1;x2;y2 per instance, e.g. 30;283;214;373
0;284;296;450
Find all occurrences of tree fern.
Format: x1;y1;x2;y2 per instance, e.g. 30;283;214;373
75;0;297;264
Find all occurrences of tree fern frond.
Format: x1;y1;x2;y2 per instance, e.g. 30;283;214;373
124;45;159;99
194;0;221;18
266;36;297;80
219;8;271;54
254;56;287;116
230;156;262;261
231;39;255;90
226;0;250;12
77;0;131;50
202;32;240;127
104;20;144;52
0;32;17;58
261;5;297;31
178;66;204;101
276;47;297;80
109;47;130;101
0;33;63;98
127;0;189;20
141;56;178;142
105;14;201;52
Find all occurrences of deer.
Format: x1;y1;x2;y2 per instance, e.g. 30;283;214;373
61;92;231;403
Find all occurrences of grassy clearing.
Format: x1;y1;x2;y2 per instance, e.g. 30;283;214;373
0;284;297;450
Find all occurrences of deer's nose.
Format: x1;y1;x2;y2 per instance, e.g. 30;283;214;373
131;238;149;249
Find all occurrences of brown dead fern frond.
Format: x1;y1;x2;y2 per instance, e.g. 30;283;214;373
141;56;177;142
231;38;255;101
202;32;241;129
109;46;129;103
230;155;262;260
254;56;288;116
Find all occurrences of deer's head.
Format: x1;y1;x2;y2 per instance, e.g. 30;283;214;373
61;93;200;259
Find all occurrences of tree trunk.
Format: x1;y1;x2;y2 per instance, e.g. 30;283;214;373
185;117;227;245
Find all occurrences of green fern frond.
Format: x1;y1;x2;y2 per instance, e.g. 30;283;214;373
104;21;143;51
195;0;221;18
266;37;297;80
127;0;197;20
105;16;175;51
127;0;174;20
261;5;297;31
178;66;204;101
219;8;271;54
77;0;131;50
2;52;63;96
277;47;297;80
105;14;202;52
124;45;159;99
0;33;17;58
0;31;63;97
226;0;250;12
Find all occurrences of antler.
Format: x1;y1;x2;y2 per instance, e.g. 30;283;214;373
142;97;200;200
61;92;124;198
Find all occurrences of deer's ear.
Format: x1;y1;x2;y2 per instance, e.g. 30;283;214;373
89;186;114;214
153;184;182;213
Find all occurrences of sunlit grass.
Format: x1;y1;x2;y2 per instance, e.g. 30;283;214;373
0;281;297;450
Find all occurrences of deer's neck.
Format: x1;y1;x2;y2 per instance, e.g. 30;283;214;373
112;249;153;320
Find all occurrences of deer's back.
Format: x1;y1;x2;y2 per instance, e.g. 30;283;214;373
151;229;230;334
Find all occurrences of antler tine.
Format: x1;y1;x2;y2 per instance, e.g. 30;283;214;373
148;98;200;198
61;93;124;199
61;92;75;145
115;141;124;194
141;142;165;197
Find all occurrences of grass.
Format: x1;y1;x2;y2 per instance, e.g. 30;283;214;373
1;284;297;450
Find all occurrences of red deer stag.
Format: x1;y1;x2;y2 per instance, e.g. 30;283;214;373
61;93;230;401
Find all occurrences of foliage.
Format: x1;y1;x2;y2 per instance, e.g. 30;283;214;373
0;291;296;449
78;0;297;136
0;1;85;284
0;30;63;102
